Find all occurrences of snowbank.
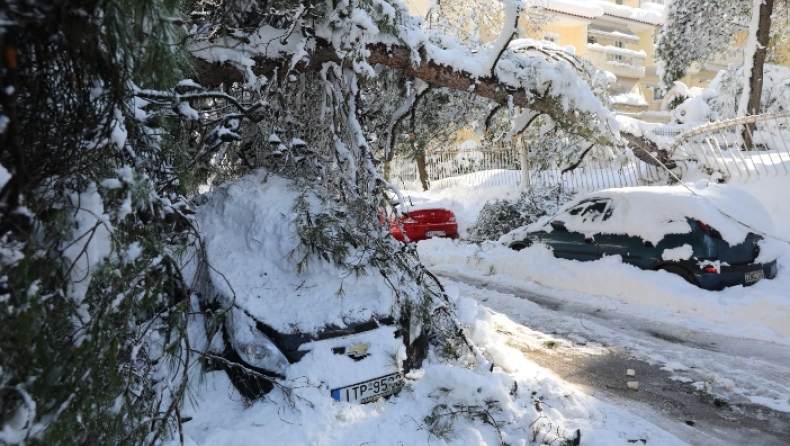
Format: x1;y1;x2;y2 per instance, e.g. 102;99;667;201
419;238;790;344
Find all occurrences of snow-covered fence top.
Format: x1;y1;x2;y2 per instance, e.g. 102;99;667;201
668;112;790;181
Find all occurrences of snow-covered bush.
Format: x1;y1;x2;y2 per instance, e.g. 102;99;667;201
668;65;790;125
468;186;574;241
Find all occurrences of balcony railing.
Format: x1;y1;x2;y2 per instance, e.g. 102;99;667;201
586;43;646;78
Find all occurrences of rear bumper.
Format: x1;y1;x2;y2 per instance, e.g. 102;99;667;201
393;223;458;242
694;260;777;290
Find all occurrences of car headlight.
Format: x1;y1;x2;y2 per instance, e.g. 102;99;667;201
226;308;289;376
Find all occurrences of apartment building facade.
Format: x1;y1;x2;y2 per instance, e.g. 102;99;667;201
406;0;763;123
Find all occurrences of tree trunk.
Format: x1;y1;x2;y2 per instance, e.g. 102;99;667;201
416;153;429;191
742;0;774;150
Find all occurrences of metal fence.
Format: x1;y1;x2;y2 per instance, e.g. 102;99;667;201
387;143;667;191
387;112;790;191
668;112;790;181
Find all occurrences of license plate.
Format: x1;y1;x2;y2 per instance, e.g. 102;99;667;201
745;270;764;283
426;230;445;237
331;373;404;403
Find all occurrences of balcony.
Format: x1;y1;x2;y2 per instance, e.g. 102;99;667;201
585;43;646;79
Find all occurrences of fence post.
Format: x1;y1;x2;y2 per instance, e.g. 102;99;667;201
520;141;531;189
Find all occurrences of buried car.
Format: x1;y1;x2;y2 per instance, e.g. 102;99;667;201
382;200;458;242
503;183;780;290
188;170;426;401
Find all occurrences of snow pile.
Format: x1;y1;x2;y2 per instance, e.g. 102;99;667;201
192;169;397;333
171;287;687;446
661;244;693;261
419;237;790;343
668;65;790;125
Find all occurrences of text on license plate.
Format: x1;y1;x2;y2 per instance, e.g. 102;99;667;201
426;230;445;237
745;270;764;283
331;373;404;403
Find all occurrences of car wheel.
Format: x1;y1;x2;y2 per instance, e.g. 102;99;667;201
659;265;699;287
509;241;532;251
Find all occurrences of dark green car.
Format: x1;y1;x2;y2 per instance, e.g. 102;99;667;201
507;196;778;290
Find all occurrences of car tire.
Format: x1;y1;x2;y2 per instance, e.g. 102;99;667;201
659;265;699;287
509;241;532;251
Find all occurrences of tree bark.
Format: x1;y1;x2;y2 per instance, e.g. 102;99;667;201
742;0;774;150
195;38;672;166
415;152;429;191
619;133;677;169
196;40;611;145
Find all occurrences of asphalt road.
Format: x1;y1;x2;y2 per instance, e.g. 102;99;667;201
440;272;790;446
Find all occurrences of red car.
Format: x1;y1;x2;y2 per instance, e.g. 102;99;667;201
384;206;459;242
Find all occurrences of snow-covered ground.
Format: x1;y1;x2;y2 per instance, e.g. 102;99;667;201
412;174;790;417
173;171;789;445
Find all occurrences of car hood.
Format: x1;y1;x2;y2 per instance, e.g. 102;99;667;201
186;169;398;334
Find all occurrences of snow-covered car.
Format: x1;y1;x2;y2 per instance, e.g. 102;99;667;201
382;198;458;242
503;183;780;290
189;170;426;401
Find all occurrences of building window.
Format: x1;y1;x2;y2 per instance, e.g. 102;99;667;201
653;87;665;101
543;32;559;44
612;41;625;62
587;35;597;45
616;0;623;5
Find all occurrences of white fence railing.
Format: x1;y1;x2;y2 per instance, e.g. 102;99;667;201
668;112;790;181
387;144;667;191
388;113;790;191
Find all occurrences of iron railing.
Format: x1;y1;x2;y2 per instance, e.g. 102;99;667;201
387;112;790;191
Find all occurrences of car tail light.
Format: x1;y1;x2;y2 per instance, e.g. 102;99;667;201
448;216;456;222
702;266;718;273
696;220;722;239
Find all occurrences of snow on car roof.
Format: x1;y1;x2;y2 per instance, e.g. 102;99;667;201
192;169;397;333
516;181;775;246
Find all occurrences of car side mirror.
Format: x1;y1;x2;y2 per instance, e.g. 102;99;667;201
550;220;567;232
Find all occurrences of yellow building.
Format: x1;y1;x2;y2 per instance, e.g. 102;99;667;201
405;0;766;124
528;0;747;123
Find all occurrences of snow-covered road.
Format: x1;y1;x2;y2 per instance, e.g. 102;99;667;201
430;265;790;445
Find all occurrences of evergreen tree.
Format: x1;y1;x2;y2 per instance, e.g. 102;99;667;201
0;0;643;442
656;0;788;125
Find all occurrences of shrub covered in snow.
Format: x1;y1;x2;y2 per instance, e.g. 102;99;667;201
467;186;574;241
